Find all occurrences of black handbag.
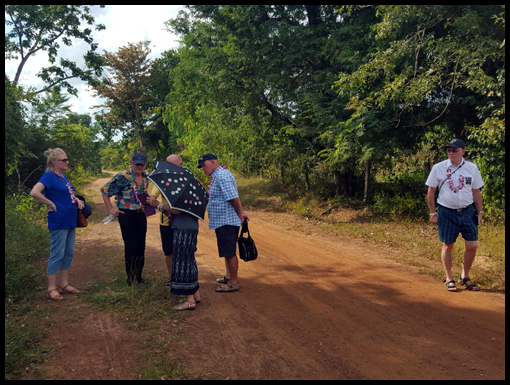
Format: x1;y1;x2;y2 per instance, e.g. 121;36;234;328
238;220;258;262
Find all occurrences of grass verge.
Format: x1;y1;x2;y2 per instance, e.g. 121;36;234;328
236;175;505;291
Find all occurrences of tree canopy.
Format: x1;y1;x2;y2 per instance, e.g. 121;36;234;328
5;4;105;96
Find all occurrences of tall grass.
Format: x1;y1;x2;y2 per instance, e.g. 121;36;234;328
5;195;51;379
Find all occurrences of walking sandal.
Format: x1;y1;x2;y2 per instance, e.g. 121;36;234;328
458;276;480;291
443;279;458;292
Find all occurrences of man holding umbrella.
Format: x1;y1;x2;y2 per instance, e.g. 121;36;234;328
198;154;249;293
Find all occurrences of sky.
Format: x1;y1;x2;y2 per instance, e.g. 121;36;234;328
5;5;185;120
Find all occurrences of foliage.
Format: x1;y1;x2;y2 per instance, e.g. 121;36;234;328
5;4;106;96
91;41;157;151
5;195;49;300
162;5;504;214
5;75;33;177
5;77;104;194
164;5;383;195
333;5;505;214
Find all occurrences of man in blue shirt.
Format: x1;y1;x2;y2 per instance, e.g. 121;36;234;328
198;154;249;292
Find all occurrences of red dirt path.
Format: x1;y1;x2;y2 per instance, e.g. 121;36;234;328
39;174;505;380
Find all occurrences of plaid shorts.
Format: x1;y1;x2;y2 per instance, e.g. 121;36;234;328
438;204;478;244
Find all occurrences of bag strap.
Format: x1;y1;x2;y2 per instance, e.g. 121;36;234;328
240;220;250;237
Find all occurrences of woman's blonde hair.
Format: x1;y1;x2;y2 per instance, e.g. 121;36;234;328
44;148;66;172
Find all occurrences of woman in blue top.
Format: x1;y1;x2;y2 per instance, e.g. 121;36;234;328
30;148;84;300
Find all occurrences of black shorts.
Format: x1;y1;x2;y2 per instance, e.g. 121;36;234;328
159;225;174;256
215;225;240;257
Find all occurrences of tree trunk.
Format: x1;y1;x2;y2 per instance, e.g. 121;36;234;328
332;170;348;197
364;162;371;201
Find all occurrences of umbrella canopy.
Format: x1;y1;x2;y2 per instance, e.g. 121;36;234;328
148;161;209;221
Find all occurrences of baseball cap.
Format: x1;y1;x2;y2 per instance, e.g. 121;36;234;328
445;139;465;149
132;152;147;165
197;153;217;168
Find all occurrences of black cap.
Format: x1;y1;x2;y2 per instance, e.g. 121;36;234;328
132;152;147;165
197;153;217;168
446;139;465;149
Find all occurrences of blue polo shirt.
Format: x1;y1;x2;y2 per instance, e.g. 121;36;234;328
38;172;78;230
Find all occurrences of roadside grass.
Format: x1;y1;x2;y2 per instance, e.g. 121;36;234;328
78;245;202;380
5;196;55;380
236;175;505;291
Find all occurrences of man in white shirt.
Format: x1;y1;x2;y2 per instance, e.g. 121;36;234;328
426;139;484;292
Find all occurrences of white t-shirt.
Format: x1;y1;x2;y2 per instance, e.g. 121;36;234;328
425;158;484;209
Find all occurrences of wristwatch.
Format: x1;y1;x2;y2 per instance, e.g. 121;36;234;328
157;202;165;212
478;211;484;214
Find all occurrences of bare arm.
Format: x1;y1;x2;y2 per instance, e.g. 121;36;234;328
472;188;483;225
102;192;125;217
146;196;181;214
427;186;438;224
30;182;56;212
229;197;249;223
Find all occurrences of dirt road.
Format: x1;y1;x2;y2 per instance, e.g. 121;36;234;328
40;174;505;380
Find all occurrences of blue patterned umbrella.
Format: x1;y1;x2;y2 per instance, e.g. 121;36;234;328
148;161;209;221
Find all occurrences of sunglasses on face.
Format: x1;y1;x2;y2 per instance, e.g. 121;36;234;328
446;149;461;153
57;158;70;162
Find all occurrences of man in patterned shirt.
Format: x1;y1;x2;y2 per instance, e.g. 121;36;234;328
198;154;249;292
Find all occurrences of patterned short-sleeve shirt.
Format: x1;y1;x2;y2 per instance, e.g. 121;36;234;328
100;168;148;210
207;167;241;230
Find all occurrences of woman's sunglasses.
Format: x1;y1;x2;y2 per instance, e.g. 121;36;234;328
57;158;70;162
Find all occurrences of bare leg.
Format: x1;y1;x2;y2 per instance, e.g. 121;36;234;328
224;258;230;280
461;241;480;290
441;243;455;280
58;270;80;293
165;254;172;282
225;255;239;285
48;274;58;291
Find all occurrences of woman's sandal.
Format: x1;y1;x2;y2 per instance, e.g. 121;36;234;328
47;288;65;300
178;297;201;304
172;301;196;311
216;276;230;284
57;284;81;294
443;279;458;292
458;276;480;291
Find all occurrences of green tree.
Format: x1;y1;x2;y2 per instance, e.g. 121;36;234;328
5;5;105;96
92;41;156;151
334;5;505;208
165;5;379;194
